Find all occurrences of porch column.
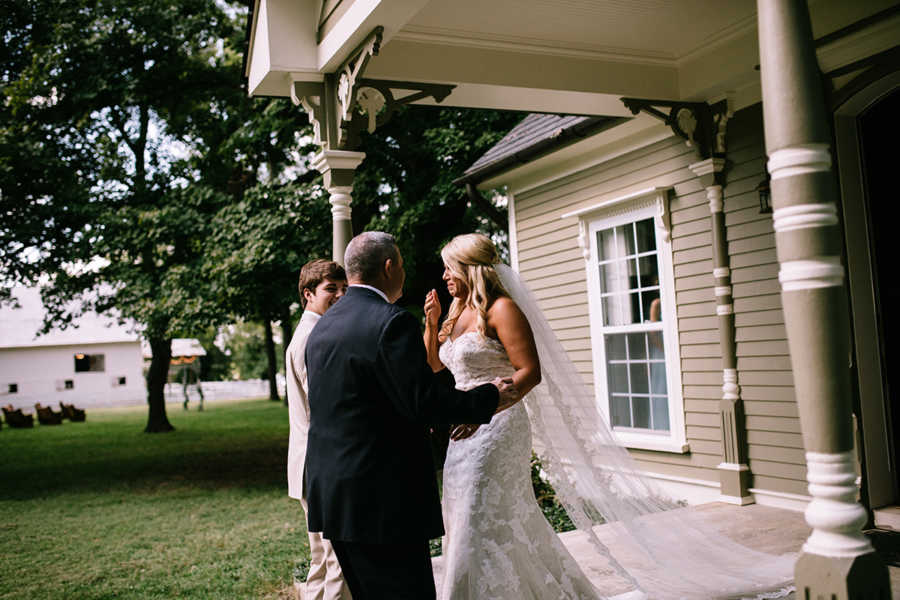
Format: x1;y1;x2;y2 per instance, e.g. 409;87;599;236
690;158;753;505
757;1;889;597
311;150;365;265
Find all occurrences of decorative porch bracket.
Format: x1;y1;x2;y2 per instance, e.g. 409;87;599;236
289;26;456;263
620;97;731;160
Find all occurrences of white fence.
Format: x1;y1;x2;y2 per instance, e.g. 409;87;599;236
3;378;286;411
163;378;286;405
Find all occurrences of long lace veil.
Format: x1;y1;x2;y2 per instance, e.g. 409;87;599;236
494;263;795;600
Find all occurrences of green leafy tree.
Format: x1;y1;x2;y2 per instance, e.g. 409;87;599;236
203;179;331;399
352;105;522;312
1;0;238;431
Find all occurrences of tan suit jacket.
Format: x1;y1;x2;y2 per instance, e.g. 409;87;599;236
287;309;320;500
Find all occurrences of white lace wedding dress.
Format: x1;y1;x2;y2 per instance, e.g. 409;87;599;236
438;331;600;600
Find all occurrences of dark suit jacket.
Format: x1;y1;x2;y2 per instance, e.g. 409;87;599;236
304;286;499;543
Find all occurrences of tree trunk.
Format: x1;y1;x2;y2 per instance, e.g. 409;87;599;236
263;319;279;402
145;337;175;433
280;306;293;406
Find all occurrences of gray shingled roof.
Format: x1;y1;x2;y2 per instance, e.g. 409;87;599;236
458;113;623;184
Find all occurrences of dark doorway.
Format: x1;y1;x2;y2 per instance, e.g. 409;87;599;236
858;87;900;495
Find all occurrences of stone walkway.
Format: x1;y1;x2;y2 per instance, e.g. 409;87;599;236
432;502;900;598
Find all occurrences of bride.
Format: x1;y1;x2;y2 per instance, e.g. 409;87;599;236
423;233;795;600
424;233;598;599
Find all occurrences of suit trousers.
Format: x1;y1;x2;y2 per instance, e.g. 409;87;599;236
330;539;436;600
300;498;352;600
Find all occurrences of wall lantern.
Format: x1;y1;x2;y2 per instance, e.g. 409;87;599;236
757;177;772;214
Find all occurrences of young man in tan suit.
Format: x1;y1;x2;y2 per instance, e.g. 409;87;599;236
286;259;351;600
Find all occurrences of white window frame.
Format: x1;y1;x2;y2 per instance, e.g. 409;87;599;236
564;187;688;453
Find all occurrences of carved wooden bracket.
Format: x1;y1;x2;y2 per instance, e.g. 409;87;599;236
291;26;382;150
291;26;456;151
620;97;731;160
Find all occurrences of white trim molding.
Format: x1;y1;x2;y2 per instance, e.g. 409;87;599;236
767;144;832;180
706;185;723;213
312;149;366;172
773;203;839;233
327;186;353;220
713;267;730;279
779;257;845;291
578;190;687;455
715;304;734;315
722;368;740;401
507;190;520;272
803;450;874;558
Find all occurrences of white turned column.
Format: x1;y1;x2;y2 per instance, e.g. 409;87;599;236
311;150;365;265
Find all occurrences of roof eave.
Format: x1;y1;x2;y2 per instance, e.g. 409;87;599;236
453;116;629;187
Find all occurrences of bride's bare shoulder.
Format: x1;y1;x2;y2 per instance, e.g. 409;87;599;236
487;296;528;330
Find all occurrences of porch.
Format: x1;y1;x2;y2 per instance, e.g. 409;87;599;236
432;502;900;598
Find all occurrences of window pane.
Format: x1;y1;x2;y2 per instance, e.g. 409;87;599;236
636;218;656;253
608;364;629;393
638;255;659;289
619;224;636;256
611;396;631;427
652;397;670;431
605;334;627;360
629;363;649;394
597;228;616;261
603;293;639;326
597;226;634;262
599;261;627;294
626;333;647;360
641;289;661;324
650;361;667;394
626;258;639;291
632;396;651;429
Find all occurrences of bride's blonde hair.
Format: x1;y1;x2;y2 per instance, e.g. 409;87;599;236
439;233;509;339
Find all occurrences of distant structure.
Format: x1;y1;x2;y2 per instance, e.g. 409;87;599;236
142;338;207;410
0;287;146;408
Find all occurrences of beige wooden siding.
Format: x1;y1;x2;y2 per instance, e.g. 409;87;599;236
511;103;804;496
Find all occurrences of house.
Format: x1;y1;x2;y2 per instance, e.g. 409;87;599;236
244;0;900;594
0;287;146;408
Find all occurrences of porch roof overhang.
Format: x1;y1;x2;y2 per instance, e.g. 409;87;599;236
244;1;900;119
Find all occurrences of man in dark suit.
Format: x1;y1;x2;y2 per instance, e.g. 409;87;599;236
304;231;518;599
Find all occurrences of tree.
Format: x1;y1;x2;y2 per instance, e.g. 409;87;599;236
203;179;331;400
352;106;522;312
2;0;238;431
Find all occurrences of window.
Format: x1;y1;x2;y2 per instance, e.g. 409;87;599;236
64;380;74;390
581;189;687;453
74;353;105;372
7;383;17;394
118;376;126;386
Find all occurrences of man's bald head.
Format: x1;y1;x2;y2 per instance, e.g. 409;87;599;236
344;231;400;285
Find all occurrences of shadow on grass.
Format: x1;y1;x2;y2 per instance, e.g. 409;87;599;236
0;399;290;500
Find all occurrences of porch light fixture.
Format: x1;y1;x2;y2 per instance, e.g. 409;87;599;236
757;177;772;214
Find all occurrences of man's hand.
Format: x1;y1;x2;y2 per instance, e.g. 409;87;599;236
450;423;480;440
492;377;520;414
424;289;441;330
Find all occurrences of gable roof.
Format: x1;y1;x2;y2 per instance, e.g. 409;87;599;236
0;287;141;349
456;113;626;186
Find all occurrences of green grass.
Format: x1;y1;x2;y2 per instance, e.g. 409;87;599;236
0;399;305;600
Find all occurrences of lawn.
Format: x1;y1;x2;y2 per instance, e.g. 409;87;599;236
0;399;304;600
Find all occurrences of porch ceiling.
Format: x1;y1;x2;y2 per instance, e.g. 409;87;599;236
246;0;899;116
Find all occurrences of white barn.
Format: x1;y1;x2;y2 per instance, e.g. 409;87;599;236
0;287;146;409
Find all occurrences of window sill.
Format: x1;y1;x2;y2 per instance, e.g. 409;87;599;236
614;432;690;454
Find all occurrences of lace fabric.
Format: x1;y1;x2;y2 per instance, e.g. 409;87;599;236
439;332;607;599
436;264;796;600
